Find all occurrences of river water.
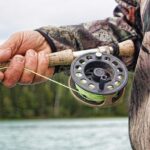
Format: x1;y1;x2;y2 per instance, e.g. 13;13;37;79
0;118;131;150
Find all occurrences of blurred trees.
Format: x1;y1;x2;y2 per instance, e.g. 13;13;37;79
0;72;134;119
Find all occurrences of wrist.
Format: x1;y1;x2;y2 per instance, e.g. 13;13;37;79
35;29;57;53
35;29;59;74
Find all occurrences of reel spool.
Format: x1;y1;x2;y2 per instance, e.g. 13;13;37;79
69;53;128;107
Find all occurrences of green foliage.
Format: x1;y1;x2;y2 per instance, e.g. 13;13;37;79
0;72;134;119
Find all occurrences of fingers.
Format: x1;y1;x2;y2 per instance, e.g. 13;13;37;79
1;50;54;87
3;55;25;88
19;50;54;85
20;49;38;84
33;51;54;83
33;51;49;83
0;30;54;87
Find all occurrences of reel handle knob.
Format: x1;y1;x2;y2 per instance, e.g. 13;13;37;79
48;49;74;66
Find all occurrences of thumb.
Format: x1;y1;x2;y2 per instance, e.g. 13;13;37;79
0;33;20;62
0;47;12;62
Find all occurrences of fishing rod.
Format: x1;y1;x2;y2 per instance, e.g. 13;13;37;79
0;40;135;107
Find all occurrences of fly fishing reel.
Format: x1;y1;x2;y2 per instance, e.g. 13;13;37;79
69;52;128;107
0;39;134;108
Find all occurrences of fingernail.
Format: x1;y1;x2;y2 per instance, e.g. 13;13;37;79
0;48;11;56
27;50;36;57
15;56;24;62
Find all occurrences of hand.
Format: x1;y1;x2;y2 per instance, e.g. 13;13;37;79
0;31;54;88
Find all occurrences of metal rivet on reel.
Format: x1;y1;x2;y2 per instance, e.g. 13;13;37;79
69;53;128;107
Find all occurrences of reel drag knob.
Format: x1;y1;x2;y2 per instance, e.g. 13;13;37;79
69;53;128;107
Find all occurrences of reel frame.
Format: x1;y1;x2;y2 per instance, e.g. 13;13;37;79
69;52;128;107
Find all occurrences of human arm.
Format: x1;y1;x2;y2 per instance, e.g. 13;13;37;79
0;31;55;87
0;0;142;87
36;0;142;74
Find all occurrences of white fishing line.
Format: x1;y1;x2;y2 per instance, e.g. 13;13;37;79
0;67;79;94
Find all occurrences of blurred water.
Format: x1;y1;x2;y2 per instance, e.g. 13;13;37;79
0;118;131;150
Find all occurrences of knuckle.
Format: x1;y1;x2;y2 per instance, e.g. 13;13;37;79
26;54;37;66
38;52;49;65
38;51;47;57
26;49;36;57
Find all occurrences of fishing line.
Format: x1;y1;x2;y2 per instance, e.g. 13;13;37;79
0;66;80;94
0;66;109;104
0;52;128;107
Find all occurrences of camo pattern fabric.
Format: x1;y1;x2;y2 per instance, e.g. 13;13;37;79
37;0;143;74
128;0;150;149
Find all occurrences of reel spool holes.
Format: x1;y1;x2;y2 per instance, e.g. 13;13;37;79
69;53;128;107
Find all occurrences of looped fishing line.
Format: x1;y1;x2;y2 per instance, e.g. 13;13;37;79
0;66;79;94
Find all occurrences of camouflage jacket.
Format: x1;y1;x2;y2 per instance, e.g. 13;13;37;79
36;0;148;74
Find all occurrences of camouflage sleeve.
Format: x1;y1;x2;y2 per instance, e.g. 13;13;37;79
36;0;142;74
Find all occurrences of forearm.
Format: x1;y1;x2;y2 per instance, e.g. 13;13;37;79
36;17;138;51
36;0;142;73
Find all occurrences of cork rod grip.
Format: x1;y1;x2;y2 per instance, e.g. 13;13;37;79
48;49;74;66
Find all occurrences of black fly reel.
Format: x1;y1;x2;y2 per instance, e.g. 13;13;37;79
69;53;128;107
